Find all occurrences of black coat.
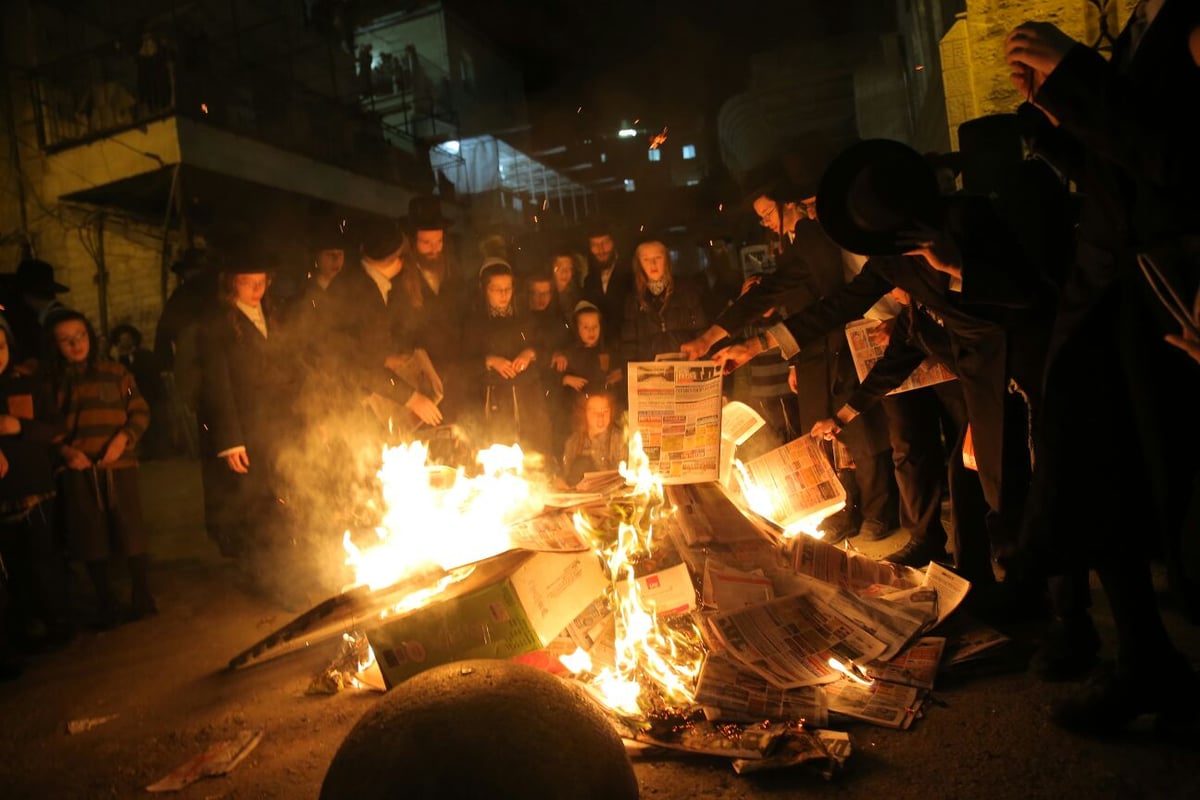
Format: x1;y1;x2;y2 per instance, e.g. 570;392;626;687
0;371;62;509
619;280;707;364
312;264;416;408
581;256;634;345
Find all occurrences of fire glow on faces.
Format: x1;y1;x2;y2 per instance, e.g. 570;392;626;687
55;320;91;364
588;235;615;266
528;280;554;312
234;273;270;307
485;273;514;311
636;242;668;282
415;229;444;260
576;311;602;347
552;256;575;291
314;249;345;281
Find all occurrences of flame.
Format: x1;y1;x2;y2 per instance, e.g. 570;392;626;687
731;458;830;540
561;433;704;717
342;442;542;592
828;657;874;686
648;126;668;150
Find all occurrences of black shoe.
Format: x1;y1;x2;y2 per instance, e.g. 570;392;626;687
1031;614;1101;682
883;537;950;568
1051;656;1199;735
857;519;892;542
818;510;858;545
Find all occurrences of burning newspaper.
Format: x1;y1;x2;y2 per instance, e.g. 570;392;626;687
845;318;957;394
627;361;723;484
739;436;846;534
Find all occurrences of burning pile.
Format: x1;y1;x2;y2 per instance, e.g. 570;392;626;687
245;429;1008;777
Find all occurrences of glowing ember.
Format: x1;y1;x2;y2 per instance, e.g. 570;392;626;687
648;126;668;150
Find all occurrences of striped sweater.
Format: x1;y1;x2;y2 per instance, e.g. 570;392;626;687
57;360;149;469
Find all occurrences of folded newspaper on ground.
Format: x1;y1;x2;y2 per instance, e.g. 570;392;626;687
941;615;1012;666
824;677;926;729
863;637;946;690
786;534;923;594
702;557;775;611
696;655;830;727
505;511;594;552
738;435;847;535
794;577;936;662
845;318;957;395
919;562;972;625
707;591;889;688
627;361;723;484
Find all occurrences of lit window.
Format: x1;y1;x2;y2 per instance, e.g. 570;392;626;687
618;128;637;138
682;144;696;160
600;153;607;163
648;149;661;162
623;179;636;192
685;178;700;186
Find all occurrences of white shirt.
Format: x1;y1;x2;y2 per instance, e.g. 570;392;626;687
236;301;268;338
363;261;393;304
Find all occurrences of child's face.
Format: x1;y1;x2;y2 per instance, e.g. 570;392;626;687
527;280;553;312
576;311;601;347
234;273;269;306
637;243;668;282
585;395;612;437
0;333;9;374
552;256;574;290
486;274;513;311
55;319;90;363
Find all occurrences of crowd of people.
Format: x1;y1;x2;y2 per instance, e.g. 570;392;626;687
0;4;1196;735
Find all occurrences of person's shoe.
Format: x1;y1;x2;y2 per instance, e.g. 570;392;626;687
818;510;858;545
1051;656;1199;735
1031;614;1101;682
857;519;892;542
882;537;950;568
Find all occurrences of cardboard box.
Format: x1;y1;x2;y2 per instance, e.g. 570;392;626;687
367;549;608;688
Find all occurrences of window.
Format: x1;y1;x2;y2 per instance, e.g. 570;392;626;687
648;149;661;162
623;178;636;192
600;153;607;163
682;144;696;160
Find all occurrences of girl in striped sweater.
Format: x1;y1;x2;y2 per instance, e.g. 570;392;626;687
44;310;154;629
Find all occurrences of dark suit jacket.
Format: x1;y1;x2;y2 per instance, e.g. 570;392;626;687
581;255;634;345
313;263;416;407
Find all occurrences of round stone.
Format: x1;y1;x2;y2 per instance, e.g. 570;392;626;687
320;659;639;800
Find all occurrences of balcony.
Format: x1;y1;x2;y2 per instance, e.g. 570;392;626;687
29;41;434;213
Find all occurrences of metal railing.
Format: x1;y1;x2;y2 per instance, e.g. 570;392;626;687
29;41;432;188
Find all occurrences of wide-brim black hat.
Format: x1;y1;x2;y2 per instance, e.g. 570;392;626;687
737;130;854;211
15;258;69;295
216;238;281;273
816;139;942;257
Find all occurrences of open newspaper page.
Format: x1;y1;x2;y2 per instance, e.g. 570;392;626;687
706;592;888;688
627;361;723;484
740;436;846;533
845;318;956;395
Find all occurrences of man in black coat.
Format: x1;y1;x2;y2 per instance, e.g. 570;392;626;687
713;140;1048;581
313;218;443;431
580;218;633;347
1005;1;1200;730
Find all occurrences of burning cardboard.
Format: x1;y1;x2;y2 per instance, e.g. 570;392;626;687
367;549;607;688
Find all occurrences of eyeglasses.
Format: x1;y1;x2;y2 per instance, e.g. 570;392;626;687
56;331;88;347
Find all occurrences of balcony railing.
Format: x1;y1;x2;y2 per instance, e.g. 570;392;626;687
29;41;431;188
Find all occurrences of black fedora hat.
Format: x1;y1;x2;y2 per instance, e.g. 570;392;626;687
738;129;855;210
169;247;212;276
15;258;69;296
816;139;942;256
401;195;453;231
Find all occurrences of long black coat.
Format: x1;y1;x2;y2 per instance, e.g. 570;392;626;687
197;307;299;556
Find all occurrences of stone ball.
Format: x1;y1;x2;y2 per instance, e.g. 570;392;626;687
320;659;639;800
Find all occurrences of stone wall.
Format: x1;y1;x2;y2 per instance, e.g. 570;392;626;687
939;0;1137;148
